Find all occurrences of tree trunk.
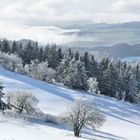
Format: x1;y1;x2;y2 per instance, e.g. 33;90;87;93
74;128;80;137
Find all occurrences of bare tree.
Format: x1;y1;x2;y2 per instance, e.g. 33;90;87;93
64;100;105;137
6;91;39;114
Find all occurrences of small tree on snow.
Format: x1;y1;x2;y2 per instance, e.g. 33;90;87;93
87;77;98;93
64;100;105;137
6;91;39;114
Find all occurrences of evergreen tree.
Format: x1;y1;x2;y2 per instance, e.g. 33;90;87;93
42;45;49;61
75;51;79;61
1;40;10;53
81;52;91;77
100;63;120;97
0;42;2;51
56;56;71;83
90;55;98;77
33;41;40;60
20;41;34;66
39;47;44;62
68;48;74;58
11;41;18;54
57;48;63;62
97;57;110;92
0;83;9;111
17;43;23;57
114;60;126;100
122;71;138;103
65;61;88;91
47;45;59;69
132;64;140;92
97;57;110;79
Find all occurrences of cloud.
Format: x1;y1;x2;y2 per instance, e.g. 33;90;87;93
0;20;81;44
0;0;140;24
0;0;116;24
111;0;140;13
0;0;140;43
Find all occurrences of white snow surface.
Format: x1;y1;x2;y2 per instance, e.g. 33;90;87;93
0;69;140;140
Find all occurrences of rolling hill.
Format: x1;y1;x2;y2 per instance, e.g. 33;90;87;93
0;69;140;140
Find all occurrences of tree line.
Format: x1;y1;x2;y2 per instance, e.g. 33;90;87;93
0;39;140;103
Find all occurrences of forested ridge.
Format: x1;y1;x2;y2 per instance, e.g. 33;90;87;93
0;39;140;103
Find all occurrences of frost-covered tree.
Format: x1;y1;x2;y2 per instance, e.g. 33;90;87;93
65;61;88;91
97;57;110;92
47;45;59;69
24;61;56;83
64;100;105;137
37;61;56;82
132;64;140;93
0;52;22;72
87;77;98;93
123;71;138;103
99;63;120;97
1;40;10;53
7;91;39;114
7;54;22;72
97;57;110;78
81;52;91;77
56;56;72;83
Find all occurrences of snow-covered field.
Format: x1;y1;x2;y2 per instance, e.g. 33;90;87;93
0;69;140;140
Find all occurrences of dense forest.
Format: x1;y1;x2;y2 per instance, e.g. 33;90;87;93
0;39;140;103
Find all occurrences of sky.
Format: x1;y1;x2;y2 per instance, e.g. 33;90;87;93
0;0;140;43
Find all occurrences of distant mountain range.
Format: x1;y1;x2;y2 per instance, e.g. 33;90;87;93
57;21;140;59
61;21;140;48
3;21;140;59
92;43;140;59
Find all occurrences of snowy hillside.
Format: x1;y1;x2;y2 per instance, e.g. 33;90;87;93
0;69;140;140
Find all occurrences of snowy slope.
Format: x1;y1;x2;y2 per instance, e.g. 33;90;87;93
0;69;140;140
